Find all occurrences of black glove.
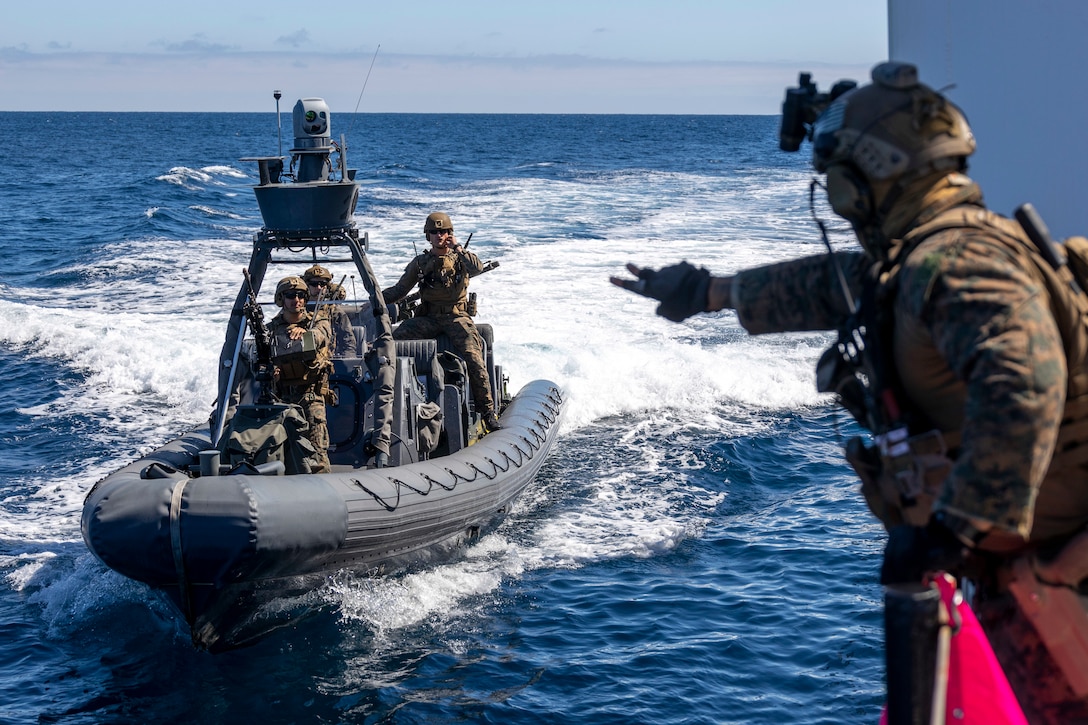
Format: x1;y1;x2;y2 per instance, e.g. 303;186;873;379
615;262;711;322
880;518;968;585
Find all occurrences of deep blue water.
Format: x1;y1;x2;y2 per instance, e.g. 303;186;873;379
0;110;885;723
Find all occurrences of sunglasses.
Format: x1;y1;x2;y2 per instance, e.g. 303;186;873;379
429;229;452;236
283;291;308;300
307;280;328;287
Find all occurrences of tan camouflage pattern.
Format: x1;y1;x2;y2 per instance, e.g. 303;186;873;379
267;310;333;473
304;279;357;357
732;209;1088;542
733;251;866;334
383;248;496;415
733;202;1088;716
312;304;357;357
383;249;488;311
895;219;1069;540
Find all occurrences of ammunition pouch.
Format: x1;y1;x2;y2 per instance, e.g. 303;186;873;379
271;327;318;364
845;429;954;529
845;436;889;524
816;337;874;431
276;360;308;382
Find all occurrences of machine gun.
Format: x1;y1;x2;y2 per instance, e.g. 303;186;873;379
242;269;275;404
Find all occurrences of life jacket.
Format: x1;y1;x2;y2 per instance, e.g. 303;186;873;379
831;205;1088;533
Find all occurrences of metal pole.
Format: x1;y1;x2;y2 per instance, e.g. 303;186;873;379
273;89;283;158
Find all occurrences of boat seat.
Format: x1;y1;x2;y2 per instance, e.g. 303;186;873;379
394;339;443;402
326;356;368;467
433;323;495;412
352;326;368;356
348;300;405;356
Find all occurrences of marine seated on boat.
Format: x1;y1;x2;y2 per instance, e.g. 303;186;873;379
267;275;333;472
382;211;502;431
301;263;357;357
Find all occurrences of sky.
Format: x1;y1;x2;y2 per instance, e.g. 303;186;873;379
1;1;888;113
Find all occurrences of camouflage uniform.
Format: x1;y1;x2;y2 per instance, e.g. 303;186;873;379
616;61;1088;720
268;310;333;473
324;282;358;357
383;248;495;417
301;265;358;358
734;184;1088;543
731;182;1088;721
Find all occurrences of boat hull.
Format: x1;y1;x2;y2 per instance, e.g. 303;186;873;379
82;381;564;650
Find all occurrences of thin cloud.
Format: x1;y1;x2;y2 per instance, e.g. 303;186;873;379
276;29;311;48
0;48;871;114
163;34;234;53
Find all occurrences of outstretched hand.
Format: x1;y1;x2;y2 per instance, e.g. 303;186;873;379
610;261;711;322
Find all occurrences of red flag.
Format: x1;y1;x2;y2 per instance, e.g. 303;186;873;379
880;574;1027;724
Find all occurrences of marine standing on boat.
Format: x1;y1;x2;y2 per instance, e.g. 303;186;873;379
301;264;357;357
383;212;502;431
268;275;334;473
613;61;1088;723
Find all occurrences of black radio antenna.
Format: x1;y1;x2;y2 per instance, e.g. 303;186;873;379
809;179;856;315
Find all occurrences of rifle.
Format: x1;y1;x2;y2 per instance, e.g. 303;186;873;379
242;269;275;404
458;234;502;277
307;276;331;331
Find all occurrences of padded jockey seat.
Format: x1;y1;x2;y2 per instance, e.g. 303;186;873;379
393;339;444;402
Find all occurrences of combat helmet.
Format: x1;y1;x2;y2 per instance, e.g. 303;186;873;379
811;61;976;229
274;276;309;306
302;264;333;284
424;212;454;236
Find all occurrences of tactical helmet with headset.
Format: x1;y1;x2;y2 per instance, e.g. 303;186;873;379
274;276;309;306
423;212;454;237
810;62;976;252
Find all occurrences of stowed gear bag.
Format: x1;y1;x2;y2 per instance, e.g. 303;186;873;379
436;350;467;388
217;403;318;475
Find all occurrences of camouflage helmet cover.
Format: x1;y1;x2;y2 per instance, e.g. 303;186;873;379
302;264;333;283
811;62;976;183
424;212;454;235
274;276;309;306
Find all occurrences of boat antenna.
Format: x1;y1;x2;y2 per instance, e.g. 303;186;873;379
347;45;381;139
273;89;283;158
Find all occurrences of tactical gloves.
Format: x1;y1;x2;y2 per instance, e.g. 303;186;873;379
622;261;712;322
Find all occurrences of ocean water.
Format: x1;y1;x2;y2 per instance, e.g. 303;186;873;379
0;110;887;724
